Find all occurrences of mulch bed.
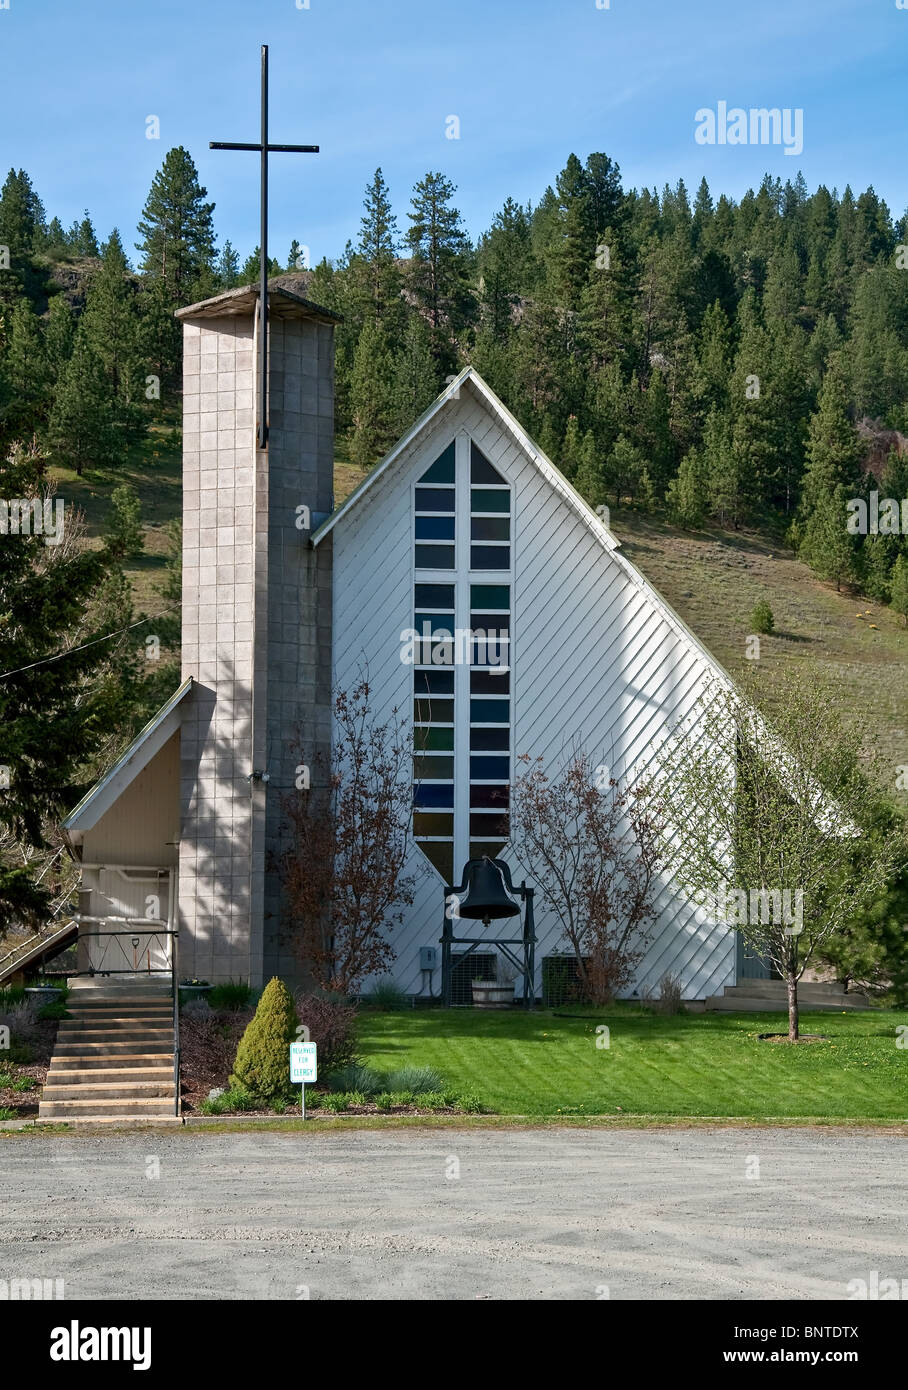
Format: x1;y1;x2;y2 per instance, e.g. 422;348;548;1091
180;1097;469;1117
0;1018;57;1119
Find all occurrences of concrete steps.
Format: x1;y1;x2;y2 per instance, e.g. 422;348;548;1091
705;980;872;1012
38;980;179;1124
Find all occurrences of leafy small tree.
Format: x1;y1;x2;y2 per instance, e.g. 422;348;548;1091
510;749;665;1005
279;677;419;995
649;671;907;1040
230;977;298;1100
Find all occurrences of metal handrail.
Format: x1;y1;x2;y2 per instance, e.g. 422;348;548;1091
172;930;181;1117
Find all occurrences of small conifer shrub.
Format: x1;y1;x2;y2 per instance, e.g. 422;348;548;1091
230;976;298;1101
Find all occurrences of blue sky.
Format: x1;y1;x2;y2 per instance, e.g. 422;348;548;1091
1;0;905;267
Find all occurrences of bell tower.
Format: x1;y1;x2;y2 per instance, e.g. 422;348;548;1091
175;284;338;985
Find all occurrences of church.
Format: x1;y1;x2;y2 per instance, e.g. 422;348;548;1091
59;277;747;1006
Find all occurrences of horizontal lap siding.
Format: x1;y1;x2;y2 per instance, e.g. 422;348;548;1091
331;383;734;1000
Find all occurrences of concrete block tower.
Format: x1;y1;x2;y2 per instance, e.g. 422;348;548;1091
175;284;338;985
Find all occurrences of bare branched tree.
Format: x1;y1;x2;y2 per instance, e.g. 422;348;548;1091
510;748;666;1005
278;676;420;995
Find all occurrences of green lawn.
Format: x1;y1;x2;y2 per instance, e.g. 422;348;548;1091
357;1006;908;1120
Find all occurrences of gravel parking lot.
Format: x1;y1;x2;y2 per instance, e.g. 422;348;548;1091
1;1127;905;1300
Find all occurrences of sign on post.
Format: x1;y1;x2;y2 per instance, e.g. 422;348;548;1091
290;1041;317;1117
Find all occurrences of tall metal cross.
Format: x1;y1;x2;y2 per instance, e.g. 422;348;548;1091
210;44;319;449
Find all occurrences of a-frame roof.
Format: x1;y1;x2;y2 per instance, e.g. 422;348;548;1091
61;678;193;849
312;366;620;554
312;365;735;697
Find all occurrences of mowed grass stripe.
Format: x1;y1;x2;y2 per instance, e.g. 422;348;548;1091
357;1007;908;1118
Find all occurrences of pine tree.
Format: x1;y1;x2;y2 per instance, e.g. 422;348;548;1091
799;485;858;591
44;294;75;384
355;167;402;323
217;240;240;287
137;276;182;392
239;246;282;283
478;197;535;341
547;153;595;310
391;314;439;435
800;366;863;513
0;443;125;932
585;153;624;239
890;552;908;625
639;368;674;496
349;317;397;468
703;406;741;526
578;226;634;371
76;212;99;257
81;230;142;438
136;147;216;299
666;447;709;527
48;326;119;475
0;168;41;257
560;415;583;480
574;429;605;507
0;299;48;442
693;300;733;416
105;484;144;558
405;171;474;372
606;433;645;507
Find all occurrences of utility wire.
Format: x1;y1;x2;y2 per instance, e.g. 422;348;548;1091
0;609;179;682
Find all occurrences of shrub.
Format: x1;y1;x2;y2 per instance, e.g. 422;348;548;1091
366;978;411;1011
323;1062;383;1095
305;1089;323;1108
388;1090;415;1107
323;1092;349;1113
386;1065;443;1095
654;970;684;1016
180;998;250;1098
0;1107;15;1121
750;600;774;635
11;1076;35;1092
0;987;25;1009
293;991;359;1073
230;977;298;1101
0;1072;12;1087
374;1092;394;1111
38;1001;68;1021
208;981;253;1011
0;999;44;1052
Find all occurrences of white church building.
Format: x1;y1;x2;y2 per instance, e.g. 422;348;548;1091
61;282;746;1005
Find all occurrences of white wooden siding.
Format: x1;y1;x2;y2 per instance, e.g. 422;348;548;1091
331;380;735;1000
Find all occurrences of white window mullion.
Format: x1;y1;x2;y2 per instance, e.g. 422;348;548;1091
453;430;471;876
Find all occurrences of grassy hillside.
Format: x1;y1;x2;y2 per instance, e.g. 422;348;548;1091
609;508;908;774
50;436;908;778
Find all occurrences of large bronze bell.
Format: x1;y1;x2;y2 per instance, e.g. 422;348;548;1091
456;856;521;922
